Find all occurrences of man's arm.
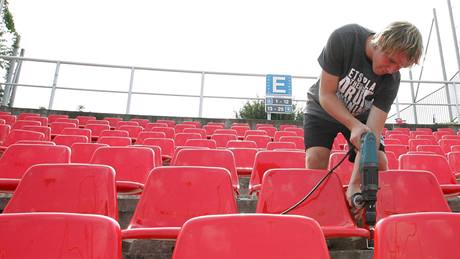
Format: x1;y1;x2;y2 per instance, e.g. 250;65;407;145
318;69;369;148
365;105;388;147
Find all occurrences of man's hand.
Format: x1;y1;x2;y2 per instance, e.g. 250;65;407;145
349;123;370;150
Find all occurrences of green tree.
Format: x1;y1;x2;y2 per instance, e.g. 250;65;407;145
0;0;20;101
235;99;304;122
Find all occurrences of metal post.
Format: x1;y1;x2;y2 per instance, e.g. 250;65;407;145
395;96;401;120
434;8;455;122
409;70;418;124
1;48;18;106
447;0;460;74
126;67;135;114
198;72;205;118
48;61;60;110
9;49;25;107
0;0;4;20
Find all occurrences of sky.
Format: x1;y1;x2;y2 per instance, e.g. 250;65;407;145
5;0;460;123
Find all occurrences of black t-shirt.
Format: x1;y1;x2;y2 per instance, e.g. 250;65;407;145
306;24;400;123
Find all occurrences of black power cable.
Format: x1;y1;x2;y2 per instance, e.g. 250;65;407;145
281;149;353;215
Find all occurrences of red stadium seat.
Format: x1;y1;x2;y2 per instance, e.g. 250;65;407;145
0;213;121;259
327;151;354;185
97;136;132;146
249;150;306;194
184;138;217;149
172;214;330;259
256;168;369;238
211;134;238;148
122;166;237;240
374;213;460;259
53;134;89;147
4;163;118;220
245;135;271;149
171;148;239;192
90;146;155;194
228;147;258;175
71;142;109;163
377;170;451;221
266;141;296;150
0;144;70;191
76;115;97;126
399;153;460;195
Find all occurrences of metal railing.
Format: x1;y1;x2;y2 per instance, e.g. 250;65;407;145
1;55;460;124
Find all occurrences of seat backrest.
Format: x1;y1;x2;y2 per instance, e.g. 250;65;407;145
118;125;143;139
50;122;77;135
97;136;132;146
384;144;408;158
439;139;460;154
182;128;207;138
0;114;17;125
22;125;51;141
266;141;296;150
211;133;238;148
327;151;354;185
76;115;97;126
61;127;92;140
174;132;203;146
399;153;457;184
274;131;297;141
128;166;237;229
23;116;48;126
11;120;41;130
17;112;40;120
279;136;305;150
53;134;89;147
174;124;196;133
249;150;306;191
256;168;361;236
2;129;45;146
149;127;175;139
377;170;451;221
387;133;409;145
130;118;150;128
85;124;111;137
408;138;436;151
4;163;118;220
184;138;217;149
0;144;70;179
230;125;250;138
228;147;258;174
71;142;109;163
256;126;276;138
0;124;11;144
245;135;271;148
447;151;460;174
90;146;155;184
171;149;239;190
47;114;68;123
172;214;329;259
374;212;460;259
226;140;257;148
284;127;304;137
103;117;123;128
100;129;130;137
416;144;444;155
0;213;121;259
137;131;167;143
142;138;175;159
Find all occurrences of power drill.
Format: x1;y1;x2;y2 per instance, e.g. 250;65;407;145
351;132;379;227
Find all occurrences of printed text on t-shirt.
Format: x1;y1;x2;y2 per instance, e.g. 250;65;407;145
337;68;376;116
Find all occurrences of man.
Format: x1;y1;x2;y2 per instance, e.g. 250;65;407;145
304;22;423;204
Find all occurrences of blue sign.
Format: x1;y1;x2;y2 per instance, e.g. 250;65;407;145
266;74;292;96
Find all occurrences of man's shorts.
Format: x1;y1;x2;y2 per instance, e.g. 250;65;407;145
303;113;384;162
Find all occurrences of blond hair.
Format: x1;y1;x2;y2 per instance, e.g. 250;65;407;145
371;21;423;66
